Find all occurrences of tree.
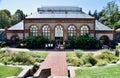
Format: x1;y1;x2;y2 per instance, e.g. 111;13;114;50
0;11;11;28
93;10;99;20
11;15;18;26
15;9;25;22
88;10;92;16
1;9;11;17
10;9;25;26
99;0;120;29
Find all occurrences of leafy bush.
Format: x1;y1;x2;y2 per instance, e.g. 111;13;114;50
64;43;71;49
96;60;108;66
81;53;97;66
83;63;92;67
13;52;35;65
32;64;39;73
23;36;48;49
116;45;120;49
111;60;118;63
75;35;101;49
67;57;84;66
75;50;84;58
115;49;119;57
64;39;76;49
95;50;117;63
108;41;118;49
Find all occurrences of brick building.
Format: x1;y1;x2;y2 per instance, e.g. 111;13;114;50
6;6;114;45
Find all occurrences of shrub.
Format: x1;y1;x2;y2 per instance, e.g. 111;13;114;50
96;60;108;66
83;63;92;67
64;39;76;49
116;45;120;49
108;41;117;49
115;49;120;57
13;52;35;65
33;64;39;73
67;57;84;66
75;50;84;58
75;35;101;49
23;36;48;49
64;43;71;49
111;60;118;63
35;58;44;62
95;50;117;63
81;53;97;66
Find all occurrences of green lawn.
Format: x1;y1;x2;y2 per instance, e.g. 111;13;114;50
0;65;22;78
76;64;120;78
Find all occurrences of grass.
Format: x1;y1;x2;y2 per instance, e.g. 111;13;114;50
0;65;22;78
66;52;75;57
76;64;120;78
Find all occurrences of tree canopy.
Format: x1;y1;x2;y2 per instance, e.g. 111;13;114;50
0;9;25;29
88;0;120;29
99;0;120;29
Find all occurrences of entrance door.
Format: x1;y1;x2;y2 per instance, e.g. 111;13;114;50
55;37;63;45
55;25;63;47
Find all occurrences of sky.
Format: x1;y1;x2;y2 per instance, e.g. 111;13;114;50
0;0;120;15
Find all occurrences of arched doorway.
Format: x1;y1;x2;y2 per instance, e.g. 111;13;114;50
55;25;63;48
100;35;109;45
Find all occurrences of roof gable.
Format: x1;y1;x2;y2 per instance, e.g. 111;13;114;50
8;21;24;30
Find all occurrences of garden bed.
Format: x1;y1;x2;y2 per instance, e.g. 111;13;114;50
66;49;120;67
0;50;48;65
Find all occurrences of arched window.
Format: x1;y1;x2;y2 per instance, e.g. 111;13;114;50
68;25;76;39
55;25;63;37
30;25;38;36
81;26;89;35
42;25;50;39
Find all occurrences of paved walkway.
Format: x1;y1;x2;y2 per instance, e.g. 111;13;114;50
40;52;68;77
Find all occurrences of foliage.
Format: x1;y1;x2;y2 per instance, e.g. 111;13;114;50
76;64;120;78
116;45;120;49
75;50;84;58
15;9;25;22
23;36;48;49
115;49;119;57
0;10;11;28
32;64;39;73
99;0;120;29
75;35;101;49
0;50;48;65
81;53;97;66
64;38;76;49
0;9;25;28
0;65;22;78
67;57;84;66
13;52;35;65
95;50;117;63
96;59;108;66
66;52;75;57
83;63;92;67
108;41;118;49
66;49;120;67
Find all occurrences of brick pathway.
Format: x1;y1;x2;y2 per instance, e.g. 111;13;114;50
40;52;68;77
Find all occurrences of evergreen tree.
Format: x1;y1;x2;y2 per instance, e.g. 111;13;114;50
88;10;92;16
15;9;25;22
